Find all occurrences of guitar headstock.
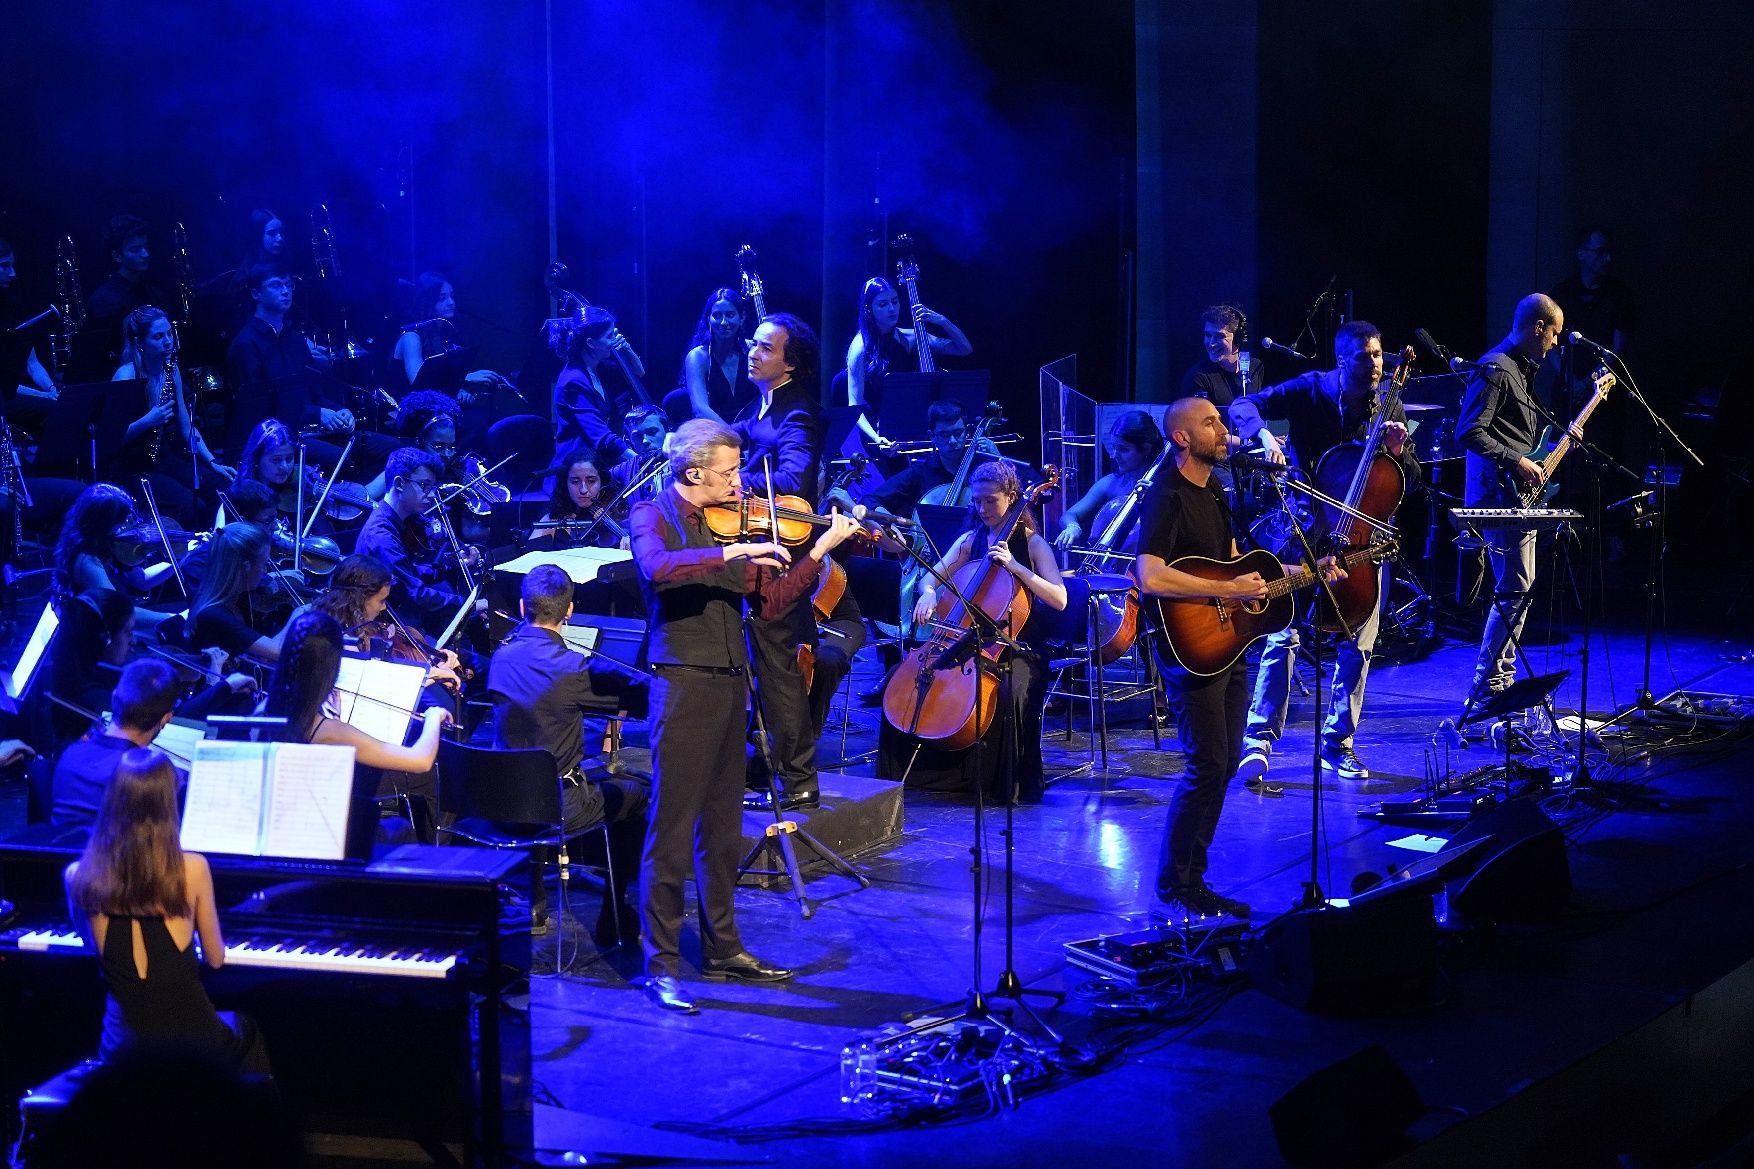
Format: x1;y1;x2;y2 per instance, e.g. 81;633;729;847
735;245;763;301
894;234;921;285
1389;344;1417;389
1593;365;1617;394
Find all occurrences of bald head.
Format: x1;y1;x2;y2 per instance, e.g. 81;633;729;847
1512;293;1562;333
1164;396;1212;445
1509;293;1565;361
1162;396;1228;473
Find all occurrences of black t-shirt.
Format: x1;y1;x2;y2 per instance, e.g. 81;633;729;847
1138;463;1234;566
1179;360;1241;408
190;602;263;657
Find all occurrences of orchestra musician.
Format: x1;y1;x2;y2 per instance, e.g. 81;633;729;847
186;522;296;666
112;305;233;522
842;276;972;451
1053;409;1165;553
485;564;650;943
63;747;272;1074
261;610;452;837
1458;293;1571;706
735;313;829;809
83;215;166;376
354;447;478;636
0;236;60;401
1135;397;1344;919
310;554;464;695
391;271;513;396
671;287;753;425
531;444;627;550
552;305;645;468
879;459;1066;804
51;482;176;625
224;264;357;454
610;403;671;505
627;418;861;1012
1235;320;1418;786
847;398;997;519
362;391;461;500
39;587;139;750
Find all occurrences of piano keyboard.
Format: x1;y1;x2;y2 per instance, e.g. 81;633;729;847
15;928;458;979
1449;508;1583;529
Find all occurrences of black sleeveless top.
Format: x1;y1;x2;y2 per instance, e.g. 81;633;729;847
966;524;1049;648
859;331;921;418
98;913;233;1059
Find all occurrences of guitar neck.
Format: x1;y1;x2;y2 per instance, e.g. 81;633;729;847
1270;545;1382;598
1539;370;1614;479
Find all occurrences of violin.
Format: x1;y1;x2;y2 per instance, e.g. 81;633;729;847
278;467;371;524
112;524;198;568
702;495;849;547
356;610;472;690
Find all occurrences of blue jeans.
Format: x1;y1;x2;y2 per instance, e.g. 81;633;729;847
1471;526;1538;694
1243;566;1384;755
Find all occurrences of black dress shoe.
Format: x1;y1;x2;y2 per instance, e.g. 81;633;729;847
701;951;793;983
742;789;775;811
644;974;698;1014
781;786;820;811
857;681;886;707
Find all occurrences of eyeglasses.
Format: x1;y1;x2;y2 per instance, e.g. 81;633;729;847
701;464;742;484
405;477;438;491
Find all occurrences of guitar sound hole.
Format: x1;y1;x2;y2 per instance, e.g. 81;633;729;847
1240;599;1267;615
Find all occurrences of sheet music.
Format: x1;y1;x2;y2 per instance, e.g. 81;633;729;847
494;546;631;584
262;743;355;860
2;603;57;700
332;657;425;743
153;720;209;771
180;741;267;855
559;625;600;655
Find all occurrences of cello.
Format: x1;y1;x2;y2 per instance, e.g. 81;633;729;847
882;467;1059;752
1071;440;1175;664
1310;344;1416;634
897;402;1005;638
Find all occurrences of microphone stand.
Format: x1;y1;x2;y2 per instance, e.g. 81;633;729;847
1256;464;1357;910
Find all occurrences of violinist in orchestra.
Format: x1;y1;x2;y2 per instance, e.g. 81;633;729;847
262;610;452;838
1237;320;1418;786
672;287;753;425
842;276;972;451
354;447;478;636
186;522;297;666
609;403;671;506
312;554;464;695
879;460;1065;804
1054;410;1165;554
628;418;862;1012
39;587;140;751
177;481;278;595
362;391;460;501
232;417;368;536
531;445;627;550
51;483;178;627
552;305;643;467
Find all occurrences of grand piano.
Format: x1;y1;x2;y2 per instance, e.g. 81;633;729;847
0;825;532;1168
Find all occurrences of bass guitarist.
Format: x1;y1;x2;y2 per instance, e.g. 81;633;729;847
1235;320;1419;785
1457;293;1570;704
1136;398;1343;919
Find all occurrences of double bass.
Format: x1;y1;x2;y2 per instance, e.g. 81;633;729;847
882;467;1060;752
1310;344;1415;634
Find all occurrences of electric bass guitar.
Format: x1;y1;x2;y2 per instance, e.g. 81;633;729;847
1506;363;1616;507
1148;541;1398;677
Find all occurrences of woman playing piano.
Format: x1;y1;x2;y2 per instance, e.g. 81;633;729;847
63;747;272;1072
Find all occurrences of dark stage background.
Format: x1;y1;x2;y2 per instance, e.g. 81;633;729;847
2;0;1752;530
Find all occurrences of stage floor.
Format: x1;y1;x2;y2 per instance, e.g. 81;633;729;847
524;618;1754;1168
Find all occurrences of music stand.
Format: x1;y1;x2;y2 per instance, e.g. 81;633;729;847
410;346;477;394
223;374;317;454
1460;670;1569;802
32;380;123;478
879;370;990;439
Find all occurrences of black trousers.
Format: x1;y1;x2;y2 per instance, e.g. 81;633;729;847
641;666;749;978
529;775;648;919
747;611;818;794
1159;659;1248;896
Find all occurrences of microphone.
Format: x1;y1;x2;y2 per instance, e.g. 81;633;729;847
928;626;980;671
401;316;456;334
1414;327;1485;373
1261;337;1311;361
1230;452;1292;475
1564;330;1611;353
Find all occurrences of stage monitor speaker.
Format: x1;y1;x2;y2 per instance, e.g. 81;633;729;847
1442;797;1570;925
1246;895;1436;1014
1269;1044;1423;1169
